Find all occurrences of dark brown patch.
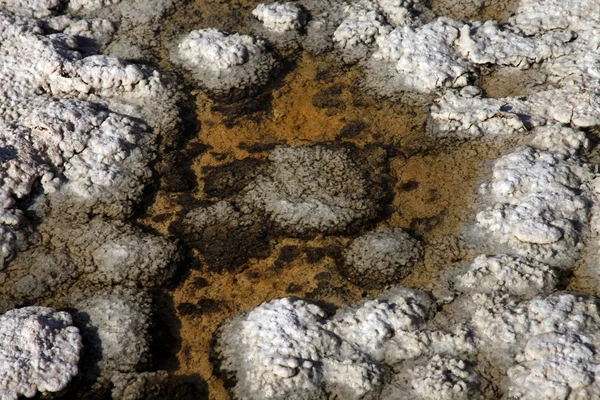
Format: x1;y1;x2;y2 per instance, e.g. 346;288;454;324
312;84;344;109
203;158;263;198
274;246;303;271
210;92;273;128
286;283;303;293
152;213;173;223
191;277;209;289
400;180;419;191
314;272;332;281
304;247;328;263
338;120;367;139
169;213;270;273
157;151;197;193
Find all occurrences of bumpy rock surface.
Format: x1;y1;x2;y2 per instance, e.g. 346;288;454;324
0;4;181;397
252;2;307;33
455;254;558;298
0;306;82;399
341;226;423;288
240;145;384;236
172;28;279;99
215;287;486;399
411;355;482;400
365;18;473;95
473;146;591;267
333;9;392;64
75;288;152;385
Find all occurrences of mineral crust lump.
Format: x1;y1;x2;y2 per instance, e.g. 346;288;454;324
215;297;344;399
240;145;383;236
365;18;473;95
333;9;392;63
509;0;600;40
216;288;483;399
504;331;600;399
252;2;307;33
172;28;279;98
341;226;423;288
75;288;152;382
455;254;558;298
0;9;181;265
473;146;591;267
455;20;573;68
0;306;82;400
411;355;482;400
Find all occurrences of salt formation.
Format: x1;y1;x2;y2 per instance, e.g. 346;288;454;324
341;226;423;288
214;0;600;397
66;0;181;60
0;306;82;399
110;371;170;400
411;355;482;400
473;145;591;267
252;2;307;33
509;0;600;39
0;3;181;397
216;288;480;399
240;145;383;236
365;18;473;95
333;9;392;63
455;254;558;298
74;287;155;390
172;29;279;98
455;21;572;68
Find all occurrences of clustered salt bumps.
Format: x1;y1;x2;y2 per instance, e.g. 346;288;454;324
240;145;381;236
474;144;591;267
75;287;152;382
0;2;181;397
333;9;392;64
365;18;473;95
172;28;279;98
0;307;82;399
342;226;423;288
217;288;481;399
252;2;307;33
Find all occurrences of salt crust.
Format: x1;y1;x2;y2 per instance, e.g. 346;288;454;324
240;146;380;236
252;2;307;33
0;306;82;399
342;226;423;288
172;28;278;98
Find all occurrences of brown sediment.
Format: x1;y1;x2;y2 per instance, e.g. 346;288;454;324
430;0;518;22
480;66;550;98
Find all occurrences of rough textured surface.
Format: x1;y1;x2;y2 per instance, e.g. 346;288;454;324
473;146;591;267
0;6;181;396
240;145;385;236
0;306;82;399
216;287;483;399
341;226;423;288
456;21;572;68
172;29;279;99
252;2;307;33
411;355;482;400
75;288;152;386
110;371;169;400
456;254;558;298
365;18;472;95
4;0;600;399
333;9;392;64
